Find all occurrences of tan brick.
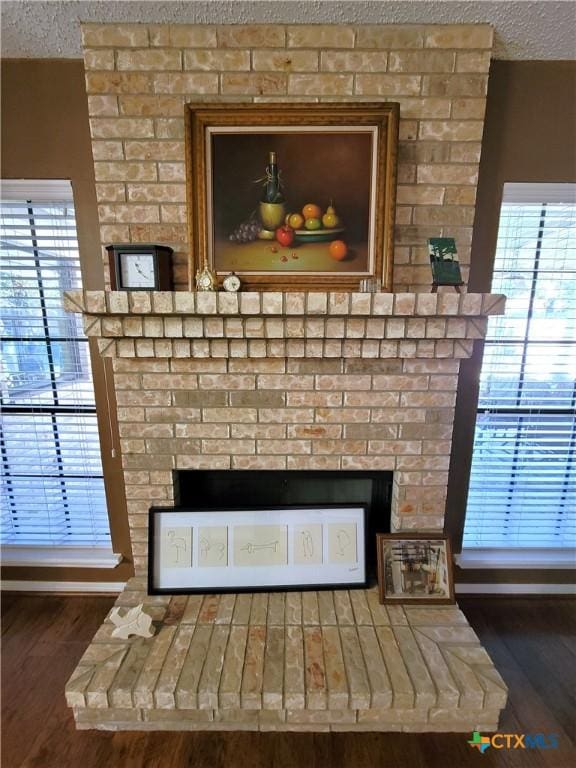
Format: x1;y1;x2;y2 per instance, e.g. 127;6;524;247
232;425;286;440
88;95;118;117
316;408;370;423
119;95;184;117
422;74;488;97
95;182;126;201
356;25;425;49
287;424;342;440
452;98;487;120
221;73;287;95
152;73;219;94
389;51;454;73
202;439;255;455
161;204;187;223
182;49;250;71
288;24;355;47
417;164;478;185
168;25;217;47
288;74;353;96
252;49;319;73
413;205;475;226
82;23;149;48
355;74;421;96
218;25;285;48
156;163;185;182
456;50;492;73
315;374;371;391
147;24;170;47
258;408;314;424
93;142;124;161
321;50;388;72
203;407;256;424
425;24;494;50
127;183;186;203
86;72;153;94
117;49;182;72
91;118;155;139
397;185;444;205
95;162;157;182
286;391;342;408
256;439;310;455
419;120;483;141
155;118;185;138
84;49;115;71
124;140;184;161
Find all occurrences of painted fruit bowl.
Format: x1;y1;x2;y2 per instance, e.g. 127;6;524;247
293;227;345;243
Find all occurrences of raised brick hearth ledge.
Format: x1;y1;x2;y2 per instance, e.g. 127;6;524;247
66;578;507;732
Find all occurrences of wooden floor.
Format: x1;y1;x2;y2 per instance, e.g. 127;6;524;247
1;594;575;768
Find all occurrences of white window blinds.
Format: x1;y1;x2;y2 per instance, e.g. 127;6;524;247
1;181;113;551
463;183;576;550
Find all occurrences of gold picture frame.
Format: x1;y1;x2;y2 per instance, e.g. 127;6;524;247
185;102;399;291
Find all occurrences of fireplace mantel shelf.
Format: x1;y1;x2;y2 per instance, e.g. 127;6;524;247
64;290;505;361
64;290;506;319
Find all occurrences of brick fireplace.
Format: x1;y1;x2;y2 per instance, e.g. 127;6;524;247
62;22;509;732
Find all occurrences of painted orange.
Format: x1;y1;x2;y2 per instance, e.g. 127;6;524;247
302;203;322;220
328;240;348;261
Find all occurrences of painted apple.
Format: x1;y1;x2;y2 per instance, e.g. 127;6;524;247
304;217;322;231
276;225;295;247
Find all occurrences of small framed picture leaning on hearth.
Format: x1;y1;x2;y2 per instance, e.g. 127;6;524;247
148;505;367;595
376;534;455;605
185;102;399;292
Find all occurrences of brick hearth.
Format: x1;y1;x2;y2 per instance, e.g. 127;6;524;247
66;578;507;732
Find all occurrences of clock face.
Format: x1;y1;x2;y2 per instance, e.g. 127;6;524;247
120;252;156;289
223;273;241;292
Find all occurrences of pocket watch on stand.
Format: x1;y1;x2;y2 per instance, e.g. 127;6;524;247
195;259;217;291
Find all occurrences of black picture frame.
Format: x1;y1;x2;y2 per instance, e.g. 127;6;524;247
148;504;368;595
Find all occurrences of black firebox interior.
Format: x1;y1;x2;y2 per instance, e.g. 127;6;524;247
175;470;393;582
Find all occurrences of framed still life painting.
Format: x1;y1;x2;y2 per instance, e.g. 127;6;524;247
376;534;455;605
185;102;399;291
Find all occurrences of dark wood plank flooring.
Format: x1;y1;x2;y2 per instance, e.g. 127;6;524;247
1;594;575;768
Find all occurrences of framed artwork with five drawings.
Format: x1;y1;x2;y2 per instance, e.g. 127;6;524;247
148;505;367;594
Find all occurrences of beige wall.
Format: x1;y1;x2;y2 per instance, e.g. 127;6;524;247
0;60;133;583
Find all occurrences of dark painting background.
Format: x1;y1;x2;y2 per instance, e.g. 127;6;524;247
211;131;373;243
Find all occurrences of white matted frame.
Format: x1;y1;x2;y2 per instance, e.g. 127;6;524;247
148;505;367;594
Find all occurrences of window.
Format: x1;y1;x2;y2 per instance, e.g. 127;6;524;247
462;184;575;560
1;180;117;566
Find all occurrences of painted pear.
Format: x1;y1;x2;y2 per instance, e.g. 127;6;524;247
322;201;340;229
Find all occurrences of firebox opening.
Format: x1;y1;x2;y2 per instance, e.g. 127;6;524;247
175;470;392;582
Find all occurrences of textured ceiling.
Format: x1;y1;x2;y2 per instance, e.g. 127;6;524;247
1;1;575;60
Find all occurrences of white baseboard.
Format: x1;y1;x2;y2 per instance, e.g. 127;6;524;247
1;580;126;593
456;583;576;595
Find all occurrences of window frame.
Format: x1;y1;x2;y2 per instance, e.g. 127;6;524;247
458;182;576;569
1;180;122;567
